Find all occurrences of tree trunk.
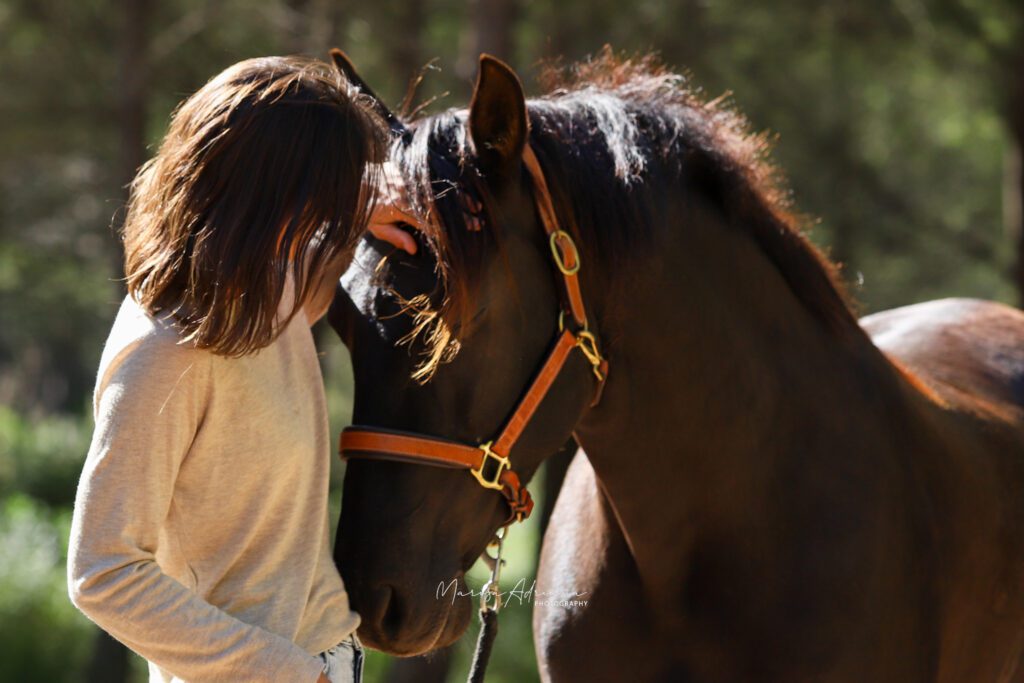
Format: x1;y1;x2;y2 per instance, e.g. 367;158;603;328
306;0;343;57
113;0;150;278
1009;144;1023;304
89;2;150;676
390;0;426;90
283;0;311;54
458;0;520;80
824;3;857;275
119;0;150;205
539;0;572;63
282;0;342;56
1008;45;1024;306
473;0;518;61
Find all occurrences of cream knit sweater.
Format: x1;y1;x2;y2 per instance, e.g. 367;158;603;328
67;276;358;682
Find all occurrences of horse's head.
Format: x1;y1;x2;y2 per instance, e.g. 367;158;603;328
328;55;603;655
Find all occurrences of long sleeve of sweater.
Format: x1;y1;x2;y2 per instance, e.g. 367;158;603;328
67;314;327;683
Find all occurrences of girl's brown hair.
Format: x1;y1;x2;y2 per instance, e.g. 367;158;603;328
122;55;386;356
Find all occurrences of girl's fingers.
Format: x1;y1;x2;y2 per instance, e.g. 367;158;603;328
366;161;429;254
376;204;425;228
368;222;418;254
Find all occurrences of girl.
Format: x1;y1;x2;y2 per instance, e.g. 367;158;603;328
67;55;413;682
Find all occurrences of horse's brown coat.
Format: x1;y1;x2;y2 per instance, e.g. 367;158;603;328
538;297;1024;682
328;52;1024;682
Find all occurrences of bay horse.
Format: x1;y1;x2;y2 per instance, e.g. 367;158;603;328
328;50;1024;682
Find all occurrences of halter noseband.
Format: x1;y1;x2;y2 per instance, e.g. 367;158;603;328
339;145;608;525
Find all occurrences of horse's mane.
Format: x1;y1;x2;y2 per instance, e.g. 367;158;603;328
393;49;861;381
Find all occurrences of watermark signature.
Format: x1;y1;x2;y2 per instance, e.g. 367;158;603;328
436;578;589;608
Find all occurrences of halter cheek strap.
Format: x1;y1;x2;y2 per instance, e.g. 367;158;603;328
339;144;608;525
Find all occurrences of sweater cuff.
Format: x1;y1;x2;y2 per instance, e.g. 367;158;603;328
265;640;327;683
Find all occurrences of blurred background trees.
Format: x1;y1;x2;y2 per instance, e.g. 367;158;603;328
0;0;1019;681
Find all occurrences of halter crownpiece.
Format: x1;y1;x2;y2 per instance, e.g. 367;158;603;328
339;144;608;525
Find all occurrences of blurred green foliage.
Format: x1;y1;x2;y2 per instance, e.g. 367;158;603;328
0;0;1021;681
0;494;94;681
0;405;92;506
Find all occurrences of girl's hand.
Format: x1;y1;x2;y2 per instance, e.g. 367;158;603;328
368;216;418;255
317;672;330;683
367;162;420;255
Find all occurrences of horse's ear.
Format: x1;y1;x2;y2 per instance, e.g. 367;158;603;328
469;54;527;179
329;48;407;137
329;48;359;84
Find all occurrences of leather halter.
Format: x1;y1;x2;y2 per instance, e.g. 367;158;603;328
339;145;608;525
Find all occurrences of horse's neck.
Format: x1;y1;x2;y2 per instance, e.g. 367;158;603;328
574;197;927;594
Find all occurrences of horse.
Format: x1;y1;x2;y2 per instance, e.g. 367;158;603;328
327;50;1024;682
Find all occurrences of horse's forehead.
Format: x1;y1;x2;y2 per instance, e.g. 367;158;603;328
394;110;470;157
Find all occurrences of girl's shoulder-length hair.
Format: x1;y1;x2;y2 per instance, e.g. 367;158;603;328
122;54;386;357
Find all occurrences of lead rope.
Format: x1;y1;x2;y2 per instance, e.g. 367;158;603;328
467;527;507;683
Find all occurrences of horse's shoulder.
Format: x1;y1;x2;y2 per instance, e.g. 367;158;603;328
861;298;1024;420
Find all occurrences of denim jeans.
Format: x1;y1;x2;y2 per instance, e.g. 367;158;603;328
317;634;364;683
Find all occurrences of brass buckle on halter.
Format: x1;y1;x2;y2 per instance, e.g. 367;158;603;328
575;329;605;382
471;441;510;491
549;230;581;276
557;312;606;382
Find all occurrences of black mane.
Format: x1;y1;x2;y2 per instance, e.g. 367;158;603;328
392;50;861;378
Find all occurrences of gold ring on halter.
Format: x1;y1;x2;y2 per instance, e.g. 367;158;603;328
549;230;581;276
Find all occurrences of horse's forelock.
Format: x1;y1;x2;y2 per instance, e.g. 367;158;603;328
389;110;494;381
